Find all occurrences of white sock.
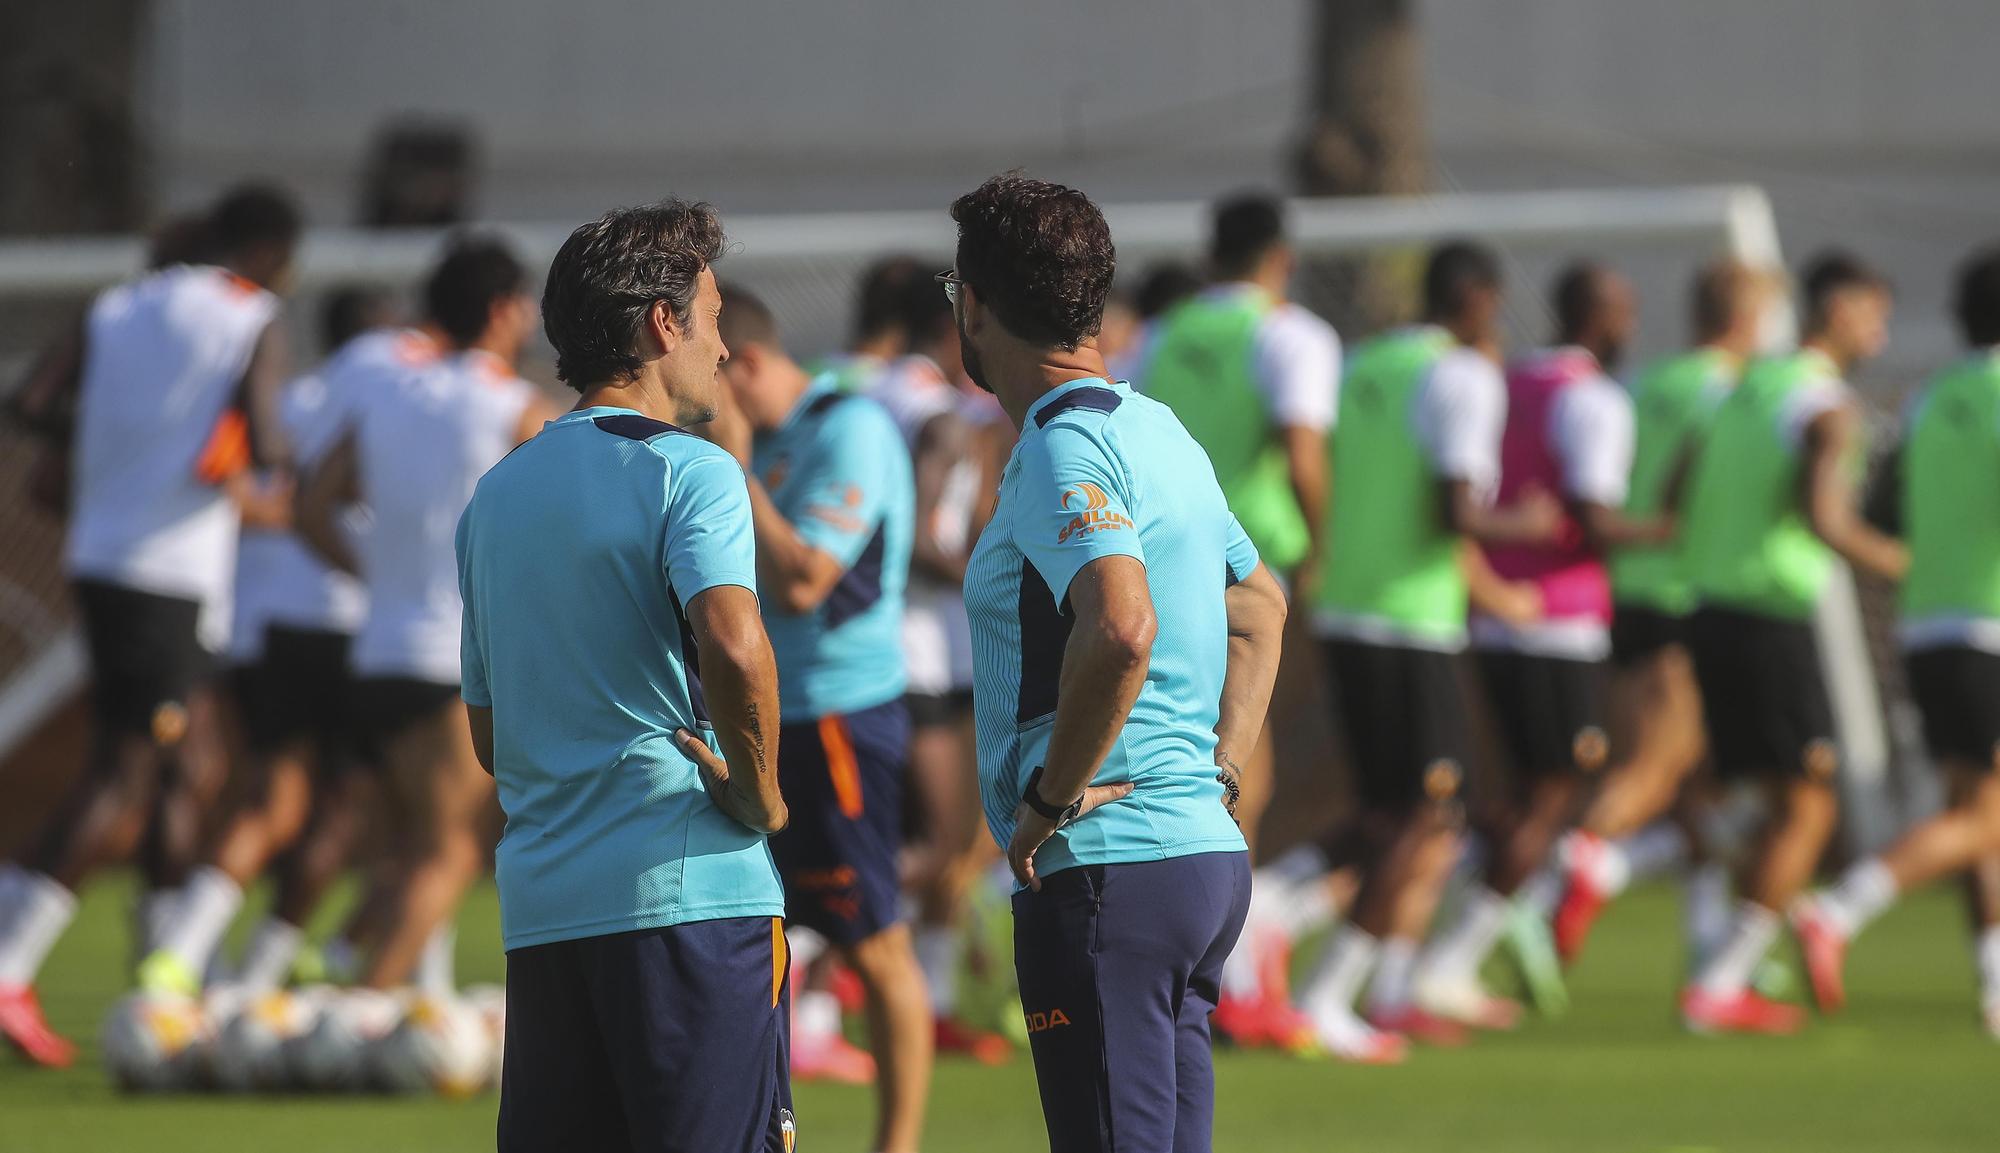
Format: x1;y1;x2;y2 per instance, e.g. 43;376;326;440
1621;824;1690;882
1518;867;1565;920
792;988;844;1048
1695;901;1780;996
417;924;456;995
1419;887;1510;985
1366;937;1418;1016
1816;858;1898;939
0;873;77;986
1277;874;1340;940
1588;837;1633;897
1685;863;1733;968
236;919;306;991
1220;927;1265;1000
789;926;828;971
913;924;960;1016
1299;927;1379;1023
1977;926;2000;1008
138;888;183;955
156;866;243;976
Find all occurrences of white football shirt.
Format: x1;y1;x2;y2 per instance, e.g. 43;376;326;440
231;330;439;662
350;349;536;684
66;264;281;653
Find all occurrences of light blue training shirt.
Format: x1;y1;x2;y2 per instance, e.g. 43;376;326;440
750;378;914;721
456;406;785;950
963;377;1257;878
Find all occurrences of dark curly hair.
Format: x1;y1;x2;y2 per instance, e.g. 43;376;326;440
425;235;525;347
950;173;1114;351
542;199;725;389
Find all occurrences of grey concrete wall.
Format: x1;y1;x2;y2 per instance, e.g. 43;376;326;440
133;0;2000;378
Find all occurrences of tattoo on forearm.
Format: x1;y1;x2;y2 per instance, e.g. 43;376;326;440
743;701;768;777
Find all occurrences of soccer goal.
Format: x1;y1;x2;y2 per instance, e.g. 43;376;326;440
0;183;1895;844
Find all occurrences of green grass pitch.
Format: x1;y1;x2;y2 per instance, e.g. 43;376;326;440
1;876;1992;1152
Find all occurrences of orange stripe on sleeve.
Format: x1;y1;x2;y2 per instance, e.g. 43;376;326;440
819;715;864;819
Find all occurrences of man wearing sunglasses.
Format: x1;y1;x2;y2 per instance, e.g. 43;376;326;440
948;174;1289;1153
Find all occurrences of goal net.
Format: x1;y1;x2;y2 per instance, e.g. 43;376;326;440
0;183;1904;848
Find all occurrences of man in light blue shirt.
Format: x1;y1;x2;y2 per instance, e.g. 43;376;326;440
711;285;930;1153
457;201;795;1153
948;174;1290;1153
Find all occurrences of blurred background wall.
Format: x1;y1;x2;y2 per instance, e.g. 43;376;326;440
87;0;1994;379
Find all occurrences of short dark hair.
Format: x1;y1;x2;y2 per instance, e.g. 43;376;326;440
1955;246;2000;347
1552;260;1609;344
950;173;1115;351
1422;240;1502;322
1691;259;1766;342
320;286;394;354
854;256;921;344
207;183;302;260
541;199;726;388
899;259;956;347
424;235;526;346
1209;192;1285;280
717;282;780;352
146;213;214;270
1801;250;1888;333
1133;262;1201;320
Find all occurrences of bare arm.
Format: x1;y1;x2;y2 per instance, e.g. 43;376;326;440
1462;538;1541;624
910;410;972;584
1006;555;1151;887
965;419;1013;544
240;319;293;472
1213;563;1288;814
1439;477;1564;547
1280;424;1328;584
743;477;848;614
297;431;362;576
226;471;296;531
468;705;494;775
1799;403;1908;582
674;584;788;834
1572;498;1675;552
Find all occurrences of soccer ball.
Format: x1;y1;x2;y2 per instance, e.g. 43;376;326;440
291;987;402;1091
372;994;493;1098
461;983;507;1089
102;992;208;1092
211;990;318;1092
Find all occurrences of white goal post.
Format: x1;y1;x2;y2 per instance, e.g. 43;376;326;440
0;183;1889;839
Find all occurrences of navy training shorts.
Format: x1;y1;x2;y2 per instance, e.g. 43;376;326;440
769;697;910;946
498;917;795;1153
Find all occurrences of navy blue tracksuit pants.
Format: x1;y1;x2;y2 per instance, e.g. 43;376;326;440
1012;850;1252;1153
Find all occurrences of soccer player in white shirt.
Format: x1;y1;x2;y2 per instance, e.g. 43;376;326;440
298;237;556;990
0;185;301;1065
135;291;409;996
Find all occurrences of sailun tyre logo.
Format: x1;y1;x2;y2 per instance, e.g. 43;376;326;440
1057;482;1133;543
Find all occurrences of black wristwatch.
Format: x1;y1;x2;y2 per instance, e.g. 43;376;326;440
1023;766;1083;826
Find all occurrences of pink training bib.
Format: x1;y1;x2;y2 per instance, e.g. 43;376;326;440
1483;348;1613;626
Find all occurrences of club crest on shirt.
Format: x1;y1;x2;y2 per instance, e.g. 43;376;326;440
1056;481;1132;543
761;454;789;490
